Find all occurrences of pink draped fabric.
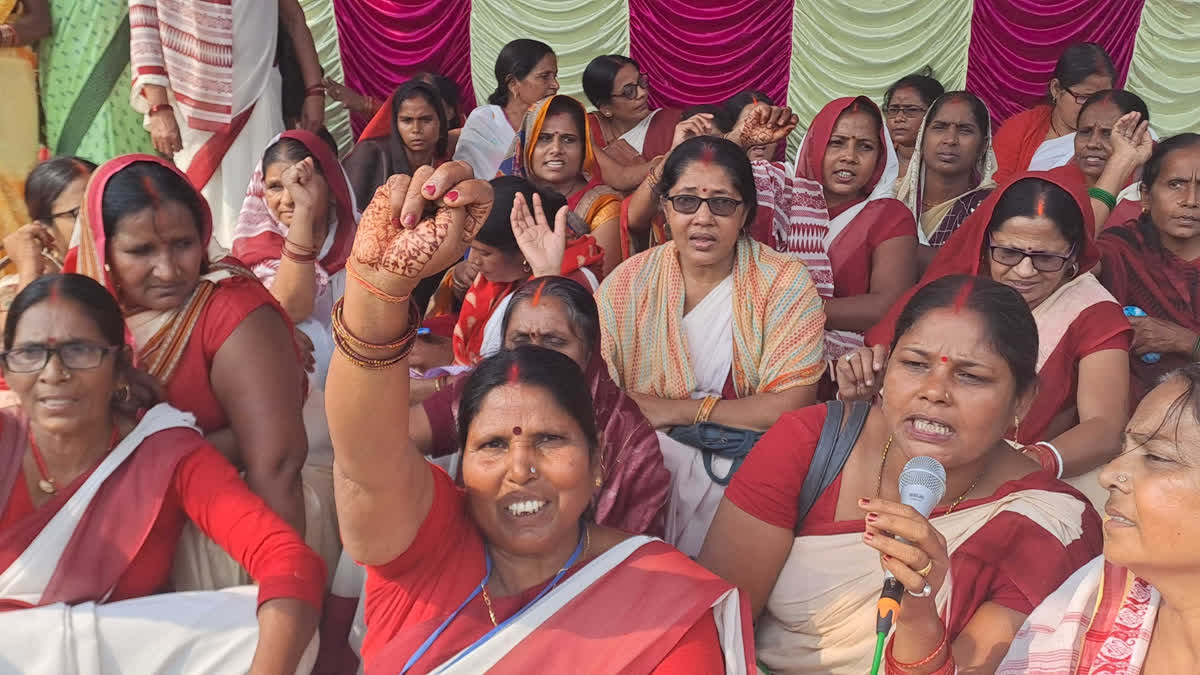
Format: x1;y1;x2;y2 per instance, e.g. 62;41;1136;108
629;0;792;109
966;0;1146;127
332;0;476;134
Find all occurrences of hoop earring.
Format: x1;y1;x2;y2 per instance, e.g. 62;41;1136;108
522;259;531;274
114;384;131;403
1067;263;1079;278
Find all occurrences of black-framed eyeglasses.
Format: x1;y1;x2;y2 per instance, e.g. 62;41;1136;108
1062;86;1094;106
664;194;743;217
50;206;80;222
885;105;926;119
987;240;1076;272
614;74;649;101
0;341;120;373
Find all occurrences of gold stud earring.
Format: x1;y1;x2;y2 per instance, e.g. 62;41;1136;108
594;476;603;488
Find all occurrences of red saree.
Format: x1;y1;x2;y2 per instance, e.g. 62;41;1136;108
1098;218;1200;400
586;107;682;162
0;406;323;610
992;105;1054;185
866;169;1131;443
64;155;298;433
362;465;752;674
727;403;1102;674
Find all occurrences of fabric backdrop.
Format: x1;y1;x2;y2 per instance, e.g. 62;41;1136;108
469;0;629;107
1126;0;1200;138
332;0;475;136
628;0;793;111
326;0;1199;151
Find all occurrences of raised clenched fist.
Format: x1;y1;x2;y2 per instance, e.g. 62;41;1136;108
728;103;799;150
350;162;493;299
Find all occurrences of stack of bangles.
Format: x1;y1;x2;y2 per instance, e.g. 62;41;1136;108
694;395;719;424
305;84;326;99
1087;186;1117;210
884;630;954;675
331;297;421;369
282;240;319;264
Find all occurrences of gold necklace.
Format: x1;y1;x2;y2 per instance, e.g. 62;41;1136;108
875;435;982;515
480;525;592;627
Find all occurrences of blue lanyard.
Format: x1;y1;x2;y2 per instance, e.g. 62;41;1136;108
400;530;586;674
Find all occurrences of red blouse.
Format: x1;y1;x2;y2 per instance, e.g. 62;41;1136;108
163;276;281;432
361;464;724;673
828;198;917;298
0;444;324;610
725;404;1103;635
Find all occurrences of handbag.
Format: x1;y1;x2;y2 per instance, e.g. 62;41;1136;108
666;421;764;486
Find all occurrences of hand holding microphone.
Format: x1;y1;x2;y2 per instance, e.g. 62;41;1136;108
860;455;952;635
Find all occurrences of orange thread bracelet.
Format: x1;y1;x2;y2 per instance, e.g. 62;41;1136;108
348;261;410;303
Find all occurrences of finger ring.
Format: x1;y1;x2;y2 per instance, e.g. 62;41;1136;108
916;560;934;577
908;583;932;598
844;354;854;362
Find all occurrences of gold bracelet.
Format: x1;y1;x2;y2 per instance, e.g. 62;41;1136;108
694;395;719;425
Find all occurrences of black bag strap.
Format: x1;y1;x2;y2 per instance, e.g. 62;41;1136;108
795;400;870;527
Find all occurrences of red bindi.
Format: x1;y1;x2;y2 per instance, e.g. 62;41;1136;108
940;356;948;363
512;426;522;436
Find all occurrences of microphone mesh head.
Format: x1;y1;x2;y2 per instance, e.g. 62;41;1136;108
898;456;948;508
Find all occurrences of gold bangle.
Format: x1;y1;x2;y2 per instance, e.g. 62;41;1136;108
694;395;719;425
331;298;421;367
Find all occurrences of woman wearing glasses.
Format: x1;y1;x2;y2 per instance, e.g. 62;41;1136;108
0;273;323;673
582;56;682;180
0;157;96;318
845;169;1131;504
993;43;1117;183
882;73;945;179
596;136;827;555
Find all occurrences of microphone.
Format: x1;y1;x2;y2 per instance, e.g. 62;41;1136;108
875;455;947;635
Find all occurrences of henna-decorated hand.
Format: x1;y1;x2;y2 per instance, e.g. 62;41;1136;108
727;103;799;149
511;192;567;278
351;162;493;298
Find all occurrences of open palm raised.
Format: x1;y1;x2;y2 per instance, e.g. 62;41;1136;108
511;191;568;278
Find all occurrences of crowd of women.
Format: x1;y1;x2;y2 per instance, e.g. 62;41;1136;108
2;2;1200;671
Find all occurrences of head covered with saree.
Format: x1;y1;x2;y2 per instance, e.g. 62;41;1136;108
64;154;254;380
498;94;598;181
868;167;1098;347
232;129;359;284
893;91;999;244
